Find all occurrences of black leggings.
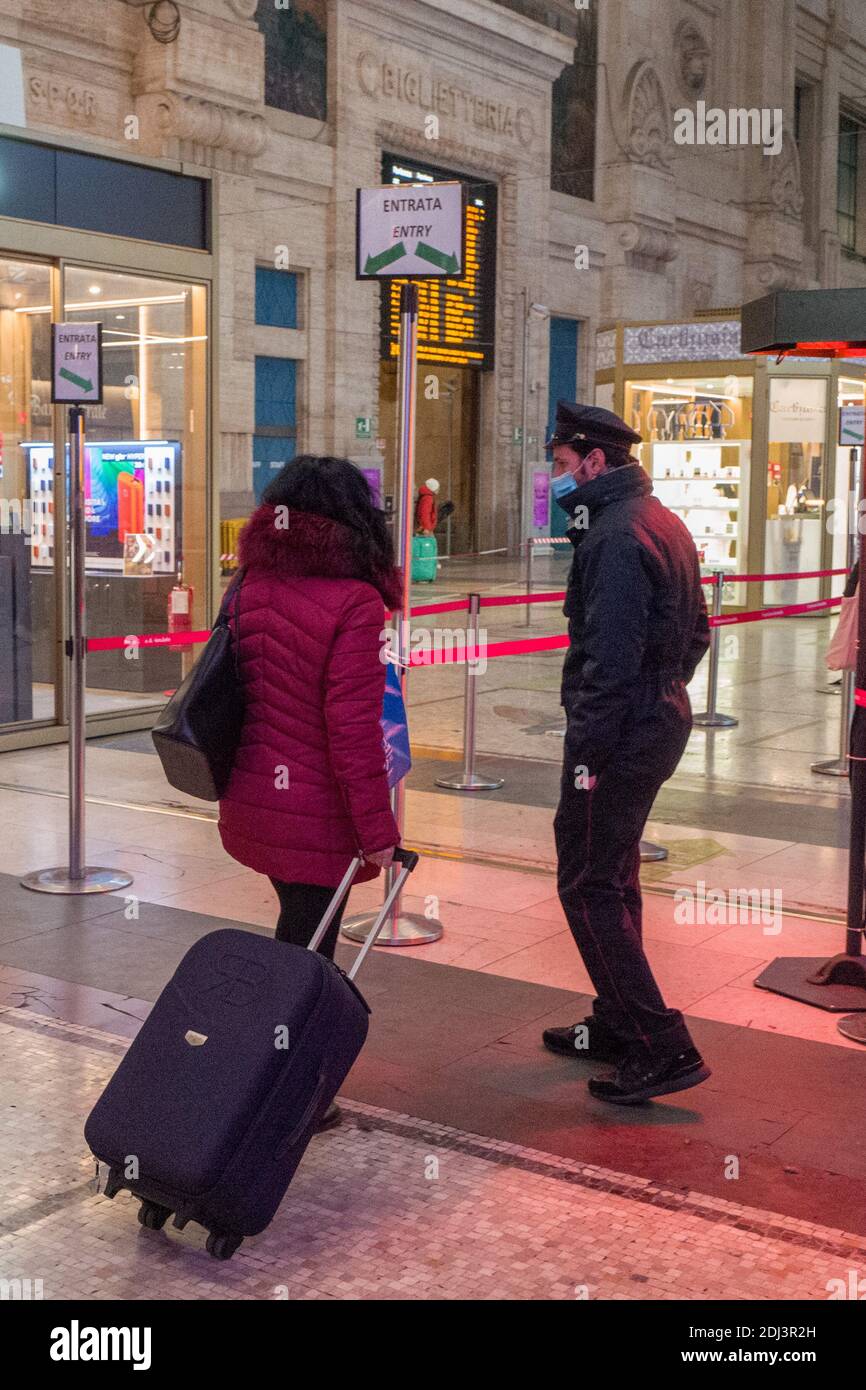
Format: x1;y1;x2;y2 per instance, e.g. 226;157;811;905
269;879;349;961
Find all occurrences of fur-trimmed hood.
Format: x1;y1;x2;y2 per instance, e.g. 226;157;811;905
238;504;403;610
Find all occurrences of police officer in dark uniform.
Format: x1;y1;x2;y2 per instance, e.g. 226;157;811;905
542;401;711;1104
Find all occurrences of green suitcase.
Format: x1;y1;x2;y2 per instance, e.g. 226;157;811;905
411;534;438;583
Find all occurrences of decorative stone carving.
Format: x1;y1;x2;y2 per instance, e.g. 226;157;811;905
675;20;710;97
687;276;713;313
755;261;793;291
142;91;267;162
619;222;679;264
623;61;672;171
769;130;804;218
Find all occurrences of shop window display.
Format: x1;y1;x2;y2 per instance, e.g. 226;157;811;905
764;377;827;604
625;375;752;590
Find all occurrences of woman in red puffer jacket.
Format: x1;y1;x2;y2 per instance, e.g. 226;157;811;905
219;456;402;980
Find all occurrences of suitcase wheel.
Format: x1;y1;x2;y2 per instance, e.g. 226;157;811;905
102;1167;125;1200
206;1231;243;1262
137;1199;172;1231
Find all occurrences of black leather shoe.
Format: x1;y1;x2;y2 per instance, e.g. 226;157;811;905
588;1047;710;1105
314;1101;342;1133
542;1016;628;1064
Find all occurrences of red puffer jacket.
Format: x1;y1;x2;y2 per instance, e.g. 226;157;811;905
218;505;402;887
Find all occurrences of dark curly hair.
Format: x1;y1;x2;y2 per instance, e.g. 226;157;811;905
262;454;398;596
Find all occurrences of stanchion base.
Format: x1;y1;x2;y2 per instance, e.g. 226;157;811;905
754;955;866;1012
341;911;444;947
838;1013;866;1044
639;841;668;863
811;757;849;777
435;773;504;791
692;713;739;728
21;866;134;896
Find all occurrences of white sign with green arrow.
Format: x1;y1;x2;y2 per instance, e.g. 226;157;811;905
51;322;103;405
356;181;464;279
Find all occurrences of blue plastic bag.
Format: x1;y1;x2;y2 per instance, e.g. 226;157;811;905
381;663;412;787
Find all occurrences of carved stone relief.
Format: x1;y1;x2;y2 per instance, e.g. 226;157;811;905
674;19;710;98
770;130;805;218
623;61;672;171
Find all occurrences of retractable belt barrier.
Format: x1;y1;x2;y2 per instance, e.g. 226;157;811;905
84;564;849;856
87;565;848;657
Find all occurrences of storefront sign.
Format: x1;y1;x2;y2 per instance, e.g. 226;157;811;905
357;182;464;280
623;321;747;366
768;378;827;444
51;322;103;405
839;405;866;446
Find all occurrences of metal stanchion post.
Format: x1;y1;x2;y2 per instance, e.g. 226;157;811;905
754;445;866;1013
342;285;442;947
436;594;504;792
814;490;858;775
22;406;132;895
693;571;739;729
813;668;854;777
525;539;534;626
639;841;668;863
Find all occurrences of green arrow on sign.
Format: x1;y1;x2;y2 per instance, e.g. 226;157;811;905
59;366;94;393
364;241;407;275
415;242;460;274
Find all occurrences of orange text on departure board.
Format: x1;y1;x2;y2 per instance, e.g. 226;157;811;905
387;202;489;367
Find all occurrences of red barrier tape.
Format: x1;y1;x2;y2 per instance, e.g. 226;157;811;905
89;571;845;656
480;591;564;608
409;633;569;666
856;688;866;708
710;596;840;626
409;599;471;617
87;630;211;652
713;568;848;584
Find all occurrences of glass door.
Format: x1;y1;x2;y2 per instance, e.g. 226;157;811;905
61;265;209;717
0;255;57;731
764;377;828;605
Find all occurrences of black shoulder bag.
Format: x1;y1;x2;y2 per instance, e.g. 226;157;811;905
151;571;246;801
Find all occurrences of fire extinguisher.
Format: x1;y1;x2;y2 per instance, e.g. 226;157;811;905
168;562;194;635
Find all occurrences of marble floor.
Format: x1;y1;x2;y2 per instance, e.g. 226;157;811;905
0;548;861;1302
5;1007;865;1302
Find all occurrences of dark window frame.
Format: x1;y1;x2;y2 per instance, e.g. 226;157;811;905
0;133;209;251
838;113;860;254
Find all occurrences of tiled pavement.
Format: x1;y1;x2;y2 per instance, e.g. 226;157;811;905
3;1006;865;1302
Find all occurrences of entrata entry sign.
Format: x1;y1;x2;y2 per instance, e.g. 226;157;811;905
51;322;103;404
356;182;464;279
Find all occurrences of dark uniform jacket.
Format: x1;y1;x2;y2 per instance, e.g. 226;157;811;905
560;463;710;780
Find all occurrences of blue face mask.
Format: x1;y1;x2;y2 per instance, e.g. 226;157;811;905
551;470;579;507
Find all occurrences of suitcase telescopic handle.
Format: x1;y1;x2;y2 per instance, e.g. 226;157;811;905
306;848;419;957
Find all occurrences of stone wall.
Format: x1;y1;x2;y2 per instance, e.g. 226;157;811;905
3;0;866;543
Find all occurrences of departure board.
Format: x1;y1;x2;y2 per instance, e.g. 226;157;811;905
380;155;496;370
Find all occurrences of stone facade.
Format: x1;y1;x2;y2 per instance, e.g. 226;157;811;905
2;0;866;548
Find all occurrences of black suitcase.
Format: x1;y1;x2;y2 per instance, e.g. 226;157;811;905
85;849;418;1260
